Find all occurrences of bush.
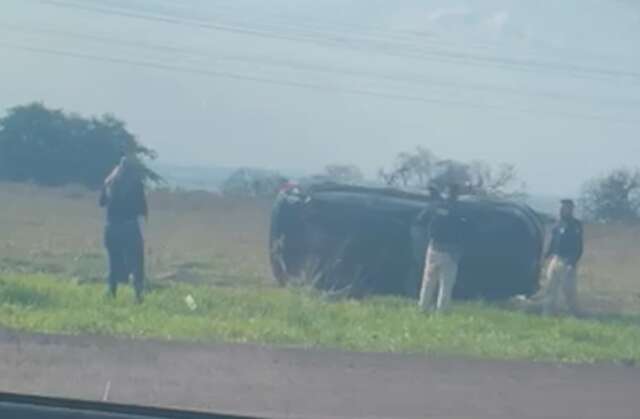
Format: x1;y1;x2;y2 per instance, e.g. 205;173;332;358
580;168;640;222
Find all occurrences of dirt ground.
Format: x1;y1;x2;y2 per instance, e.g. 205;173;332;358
0;329;637;419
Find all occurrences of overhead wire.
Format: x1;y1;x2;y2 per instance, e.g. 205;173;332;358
34;0;640;84
4;22;640;110
2;41;638;126
85;0;640;67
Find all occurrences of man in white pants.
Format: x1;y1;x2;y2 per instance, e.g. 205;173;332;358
419;185;468;312
542;199;584;316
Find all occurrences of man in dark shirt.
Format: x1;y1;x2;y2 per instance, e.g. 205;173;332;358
419;184;469;312
542;199;584;316
100;154;148;303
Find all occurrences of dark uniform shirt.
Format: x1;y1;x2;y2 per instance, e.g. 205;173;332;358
99;178;148;223
427;204;469;257
546;217;583;266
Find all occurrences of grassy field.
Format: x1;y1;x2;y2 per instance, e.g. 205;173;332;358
1;274;638;364
1;182;639;363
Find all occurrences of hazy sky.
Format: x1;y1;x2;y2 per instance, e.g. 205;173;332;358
1;0;639;195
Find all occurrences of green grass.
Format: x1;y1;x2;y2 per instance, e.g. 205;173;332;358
1;274;639;364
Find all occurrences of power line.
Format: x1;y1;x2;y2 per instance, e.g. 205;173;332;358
5;22;640;110
49;0;636;82
2;41;638;125
35;0;640;84
94;0;640;66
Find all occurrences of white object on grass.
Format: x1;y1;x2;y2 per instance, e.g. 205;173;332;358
185;294;197;311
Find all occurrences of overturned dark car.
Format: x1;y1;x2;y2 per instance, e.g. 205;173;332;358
269;182;545;301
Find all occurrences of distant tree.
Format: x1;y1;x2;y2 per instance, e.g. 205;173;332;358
580;168;640;222
0;103;161;188
221;168;286;198
379;146;525;199
464;161;526;199
378;146;435;188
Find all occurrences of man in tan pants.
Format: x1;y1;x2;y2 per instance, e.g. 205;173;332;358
419;185;468;312
419;243;460;312
542;199;584;316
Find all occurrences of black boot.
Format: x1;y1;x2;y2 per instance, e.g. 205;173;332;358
107;283;117;299
134;291;144;304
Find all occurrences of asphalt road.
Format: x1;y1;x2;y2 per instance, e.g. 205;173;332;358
0;329;637;419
